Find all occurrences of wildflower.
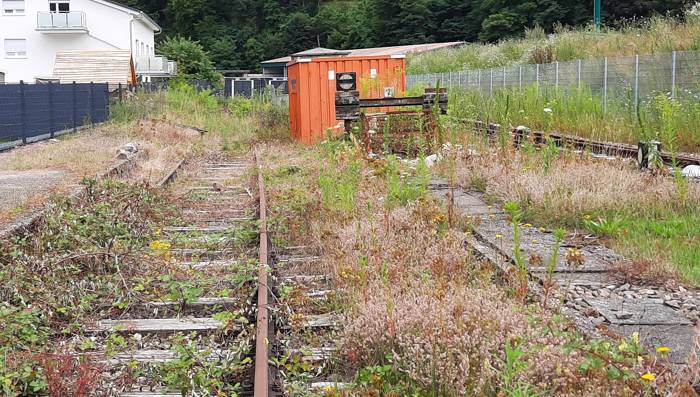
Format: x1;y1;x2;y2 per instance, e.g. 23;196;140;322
532;239;539;244
539;227;546;232
544;107;553;113
631;332;640;345
583;214;592;221
618;340;627;352
656;346;671;354
641;372;656;381
495;234;503;239
523;223;533;229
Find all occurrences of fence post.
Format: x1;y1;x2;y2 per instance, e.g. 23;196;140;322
634;55;639;114
577;59;582;89
603;57;608;114
478;70;482;93
536;64;540;87
503;67;506;88
119;82;123;102
519;66;522;89
72;81;77;133
48;81;54;138
671;51;677;99
555;61;559;88
489;69;493;96
89;81;94;125
19;80;26;144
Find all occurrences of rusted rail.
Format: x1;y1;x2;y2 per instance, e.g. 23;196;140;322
253;151;270;397
459;119;700;168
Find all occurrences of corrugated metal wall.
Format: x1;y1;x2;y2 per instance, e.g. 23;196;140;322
288;56;406;144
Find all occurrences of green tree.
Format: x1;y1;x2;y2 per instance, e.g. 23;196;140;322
158;36;219;82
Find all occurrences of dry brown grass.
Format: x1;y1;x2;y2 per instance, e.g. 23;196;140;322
0;117;221;228
260;140;680;396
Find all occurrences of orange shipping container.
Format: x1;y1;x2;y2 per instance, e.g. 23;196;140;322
287;55;406;144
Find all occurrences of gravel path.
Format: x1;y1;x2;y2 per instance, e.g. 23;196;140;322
0;170;66;212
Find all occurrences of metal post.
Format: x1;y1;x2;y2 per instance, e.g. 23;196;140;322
594;0;601;30
478;69;482;93
671;51;677;99
634;55;639;113
489;69;493;96
72;81;77;133
19;80;26;144
536;64;540;87
119;82;123;102
555;61;559;88
48;81;54;138
519;66;522;89
577;59;582;89
89;81;94;124
503;67;507;88
603;58;608;114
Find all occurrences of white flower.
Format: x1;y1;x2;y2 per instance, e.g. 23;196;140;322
543;107;553;113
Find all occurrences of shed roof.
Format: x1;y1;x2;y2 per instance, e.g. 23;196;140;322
53;50;136;85
261;41;464;65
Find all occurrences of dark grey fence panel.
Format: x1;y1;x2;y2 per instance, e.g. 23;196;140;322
0;81;109;148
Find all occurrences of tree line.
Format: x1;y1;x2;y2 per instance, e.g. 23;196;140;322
117;0;693;72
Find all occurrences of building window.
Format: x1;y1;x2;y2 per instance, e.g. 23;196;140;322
135;39;139;56
49;0;70;12
4;39;27;58
2;0;25;14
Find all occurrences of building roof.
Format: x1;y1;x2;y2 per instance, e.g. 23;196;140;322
53;50;136;85
291;47;352;58
94;0;161;32
261;41;464;65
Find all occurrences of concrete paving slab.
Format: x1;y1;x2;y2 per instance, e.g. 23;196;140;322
585;297;692;325
609;324;697;364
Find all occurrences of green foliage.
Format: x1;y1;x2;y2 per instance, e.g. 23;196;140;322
385;155;430;208
504;202;527;277
318;161;362;213
158;36;219;83
159;333;251;395
0;304;50;396
116;0;690;72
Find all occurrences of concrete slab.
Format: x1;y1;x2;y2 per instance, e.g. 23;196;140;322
584;297;692;325
609;324;697;364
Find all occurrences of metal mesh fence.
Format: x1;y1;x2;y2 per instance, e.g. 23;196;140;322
407;51;700;112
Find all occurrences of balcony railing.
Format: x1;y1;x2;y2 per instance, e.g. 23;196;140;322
36;11;87;31
136;56;177;75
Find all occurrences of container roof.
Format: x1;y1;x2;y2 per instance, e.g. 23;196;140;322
261;41;464;65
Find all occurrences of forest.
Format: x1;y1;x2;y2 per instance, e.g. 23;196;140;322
116;0;693;71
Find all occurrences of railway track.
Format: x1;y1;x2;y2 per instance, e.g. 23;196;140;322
81;156;261;396
48;151;344;395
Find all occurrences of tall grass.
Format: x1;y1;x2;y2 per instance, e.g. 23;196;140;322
407;16;700;74
447;85;700;152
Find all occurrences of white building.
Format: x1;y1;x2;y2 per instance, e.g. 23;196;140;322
0;0;175;84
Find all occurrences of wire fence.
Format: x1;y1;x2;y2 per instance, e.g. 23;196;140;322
407;50;700;112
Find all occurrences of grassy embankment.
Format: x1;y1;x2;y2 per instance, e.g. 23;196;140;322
408;16;700;153
405;16;700;286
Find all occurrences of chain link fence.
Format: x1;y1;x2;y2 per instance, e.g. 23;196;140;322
407;50;700;112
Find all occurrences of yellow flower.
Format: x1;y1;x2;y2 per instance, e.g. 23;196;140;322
539;227;546;232
495;234;503;239
641;373;656;381
583;215;592;221
523;223;533;228
656;346;671;354
631;332;640;345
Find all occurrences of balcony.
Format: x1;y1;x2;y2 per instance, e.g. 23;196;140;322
36;11;88;33
136;56;177;76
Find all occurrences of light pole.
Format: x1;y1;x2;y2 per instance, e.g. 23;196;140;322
594;0;601;30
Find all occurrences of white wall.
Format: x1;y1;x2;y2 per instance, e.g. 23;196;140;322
0;0;156;83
